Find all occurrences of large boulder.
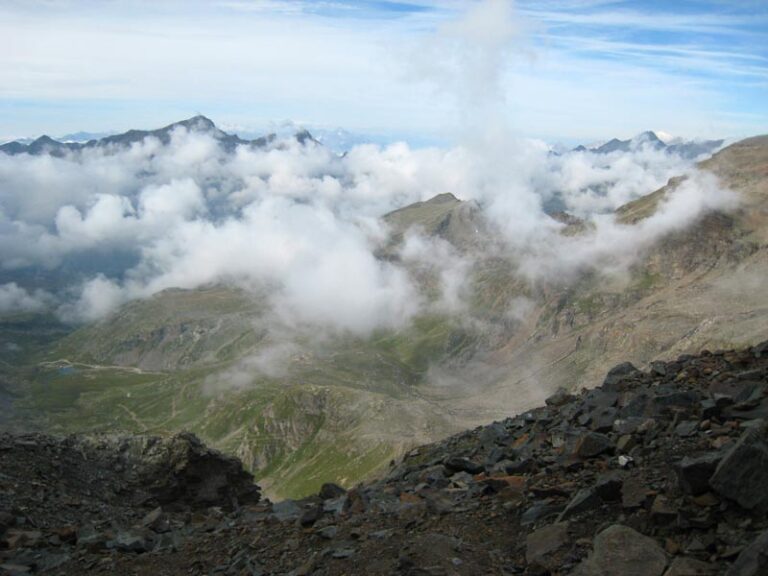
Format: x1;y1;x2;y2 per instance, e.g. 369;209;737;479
603;363;641;391
574;525;667;576
675;452;722;495
575;432;614;459
709;425;768;510
727;529;768;576
526;522;570;573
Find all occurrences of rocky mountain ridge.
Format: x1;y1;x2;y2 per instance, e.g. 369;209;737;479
0;116;317;157
3;121;723;161
3;342;768;574
573;131;724;159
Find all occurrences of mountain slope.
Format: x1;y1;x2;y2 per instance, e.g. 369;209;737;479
52;285;266;371
3;342;768;575
497;135;768;402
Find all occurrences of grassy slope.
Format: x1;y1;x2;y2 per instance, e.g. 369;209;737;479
10;300;471;499
53;285;266;371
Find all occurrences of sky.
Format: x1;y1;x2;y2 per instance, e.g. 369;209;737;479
1;0;767;144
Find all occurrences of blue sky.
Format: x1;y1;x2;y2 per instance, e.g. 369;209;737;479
0;0;766;144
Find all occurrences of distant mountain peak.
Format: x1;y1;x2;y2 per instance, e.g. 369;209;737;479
190;114;214;124
294;128;319;146
27;135;68;157
581;131;723;159
633;131;665;148
635;130;661;141
177;115;217;131
426;192;460;204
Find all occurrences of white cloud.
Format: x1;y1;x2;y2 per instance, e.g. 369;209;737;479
57;275;127;324
0;283;54;314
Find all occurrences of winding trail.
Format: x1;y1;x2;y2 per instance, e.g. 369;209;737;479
117;404;148;431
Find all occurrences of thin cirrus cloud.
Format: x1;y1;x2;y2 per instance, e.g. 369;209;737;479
0;0;766;142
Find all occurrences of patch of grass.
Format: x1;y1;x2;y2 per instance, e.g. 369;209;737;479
633;269;663;292
575;295;603;317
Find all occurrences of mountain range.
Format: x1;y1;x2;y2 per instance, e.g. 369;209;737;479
570;130;724;159
0;115;319;157
2;121;722;160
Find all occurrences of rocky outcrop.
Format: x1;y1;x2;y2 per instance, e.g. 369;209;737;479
0;432;259;527
68;432;261;508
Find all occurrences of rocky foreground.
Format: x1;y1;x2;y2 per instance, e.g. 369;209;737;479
3;342;768;575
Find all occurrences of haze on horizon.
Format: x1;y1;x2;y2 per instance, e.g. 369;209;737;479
1;0;767;145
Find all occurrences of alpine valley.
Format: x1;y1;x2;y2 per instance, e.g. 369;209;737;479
0;117;766;504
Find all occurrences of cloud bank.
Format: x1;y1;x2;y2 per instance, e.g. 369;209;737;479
0;124;734;331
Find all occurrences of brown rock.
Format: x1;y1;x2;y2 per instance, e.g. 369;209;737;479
691;493;719;507
665;538;681;555
622;476;651;509
3;529;42;549
343;488;368;515
51;525;77;544
488;475;527;492
399;492;421;504
651;495;677;524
